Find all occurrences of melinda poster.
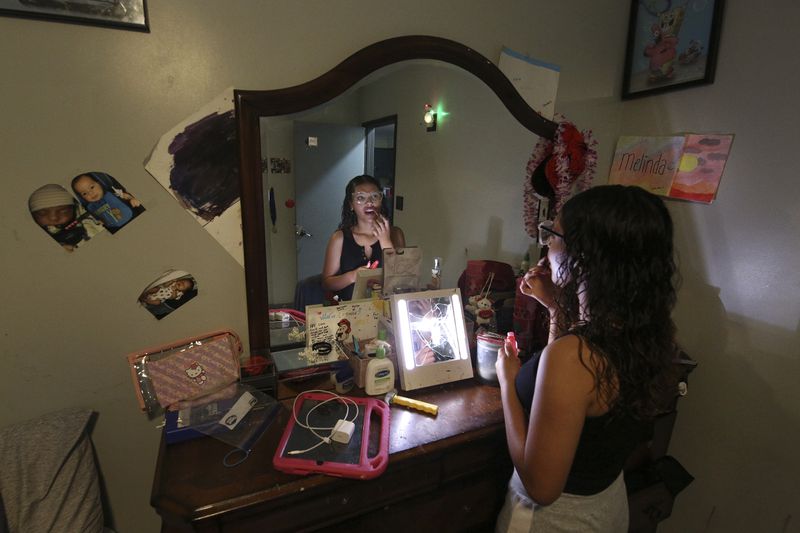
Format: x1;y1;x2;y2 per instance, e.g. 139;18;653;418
609;134;733;203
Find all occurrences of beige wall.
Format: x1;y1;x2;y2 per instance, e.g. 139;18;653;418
1;2;797;532
622;3;800;532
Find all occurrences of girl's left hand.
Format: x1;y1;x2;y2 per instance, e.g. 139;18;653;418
495;340;521;387
372;215;392;247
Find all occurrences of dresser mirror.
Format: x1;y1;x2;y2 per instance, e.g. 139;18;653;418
236;35;557;357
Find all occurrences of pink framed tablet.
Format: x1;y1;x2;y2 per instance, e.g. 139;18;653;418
272;392;390;480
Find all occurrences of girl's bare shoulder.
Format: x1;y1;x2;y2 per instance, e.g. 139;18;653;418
541;335;594;376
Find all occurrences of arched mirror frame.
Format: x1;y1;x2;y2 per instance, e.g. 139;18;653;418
235;35;558;357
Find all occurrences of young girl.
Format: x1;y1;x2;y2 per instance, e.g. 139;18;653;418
495;185;679;532
322;175;405;301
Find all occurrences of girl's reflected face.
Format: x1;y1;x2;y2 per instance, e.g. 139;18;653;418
350;184;382;219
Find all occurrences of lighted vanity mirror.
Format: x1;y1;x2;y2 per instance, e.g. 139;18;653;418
391;288;473;391
236;36;556;357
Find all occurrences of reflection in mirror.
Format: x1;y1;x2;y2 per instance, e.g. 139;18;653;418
237;36;557;357
405;296;460;366
260;68;404;306
392;288;472;391
261;61;545;307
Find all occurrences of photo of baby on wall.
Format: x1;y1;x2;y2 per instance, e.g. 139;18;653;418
138;270;198;320
28;183;105;252
70;171;145;234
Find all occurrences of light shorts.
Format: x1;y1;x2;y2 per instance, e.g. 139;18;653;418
495;469;629;533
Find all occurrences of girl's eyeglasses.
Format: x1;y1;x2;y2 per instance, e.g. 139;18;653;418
352;192;383;205
538;220;564;247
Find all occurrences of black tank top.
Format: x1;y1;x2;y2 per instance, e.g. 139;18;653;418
336;228;382;300
515;350;650;495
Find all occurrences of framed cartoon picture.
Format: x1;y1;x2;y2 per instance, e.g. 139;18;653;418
622;0;724;99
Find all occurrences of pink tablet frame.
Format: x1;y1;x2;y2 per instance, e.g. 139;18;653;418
272;392;390;480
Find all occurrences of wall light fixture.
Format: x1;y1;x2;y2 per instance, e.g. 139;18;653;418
423;104;437;132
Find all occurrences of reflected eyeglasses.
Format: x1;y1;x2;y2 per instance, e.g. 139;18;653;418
352;192;383;205
538;220;564;247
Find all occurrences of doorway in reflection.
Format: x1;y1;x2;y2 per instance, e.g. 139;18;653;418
292;117;398;284
294;121;365;283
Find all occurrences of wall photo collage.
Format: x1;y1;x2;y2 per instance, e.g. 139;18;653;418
28;171;144;252
27;171;199;321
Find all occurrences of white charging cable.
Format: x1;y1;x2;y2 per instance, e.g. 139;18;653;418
287;390;359;455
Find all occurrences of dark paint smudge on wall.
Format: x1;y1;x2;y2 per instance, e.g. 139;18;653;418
168;111;239;222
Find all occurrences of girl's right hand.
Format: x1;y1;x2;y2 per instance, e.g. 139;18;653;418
371;215;393;248
415;346;436;366
520;258;557;311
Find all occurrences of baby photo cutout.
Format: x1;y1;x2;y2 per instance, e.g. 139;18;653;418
138;269;199;320
28;183;105;252
70;171;145;234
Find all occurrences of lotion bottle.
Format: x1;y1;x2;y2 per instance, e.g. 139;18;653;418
430;257;442;290
365;333;395;396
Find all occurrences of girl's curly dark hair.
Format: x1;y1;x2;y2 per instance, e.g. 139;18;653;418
337;175;388;230
553;185;679;420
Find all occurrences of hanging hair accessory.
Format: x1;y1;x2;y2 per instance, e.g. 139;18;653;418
523;117;597;238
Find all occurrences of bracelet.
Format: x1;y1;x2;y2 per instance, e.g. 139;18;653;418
312;341;332;355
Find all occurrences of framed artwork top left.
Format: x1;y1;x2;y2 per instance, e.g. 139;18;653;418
0;0;149;32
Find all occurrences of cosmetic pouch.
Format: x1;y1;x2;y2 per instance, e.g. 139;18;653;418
127;330;242;416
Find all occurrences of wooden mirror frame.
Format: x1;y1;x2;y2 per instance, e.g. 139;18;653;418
235;35;557;357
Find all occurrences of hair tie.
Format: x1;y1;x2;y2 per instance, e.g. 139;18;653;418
312;341;332;355
522;116;597;238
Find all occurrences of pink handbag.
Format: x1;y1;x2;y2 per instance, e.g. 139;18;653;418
127;330;242;414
